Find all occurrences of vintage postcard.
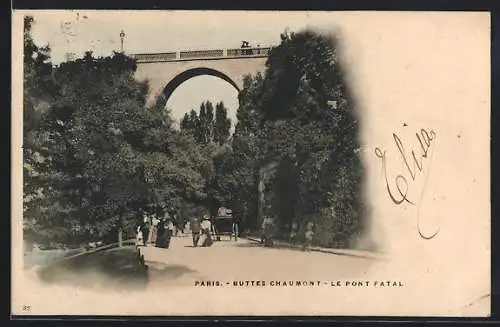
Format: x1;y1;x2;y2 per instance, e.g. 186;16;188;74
11;10;490;316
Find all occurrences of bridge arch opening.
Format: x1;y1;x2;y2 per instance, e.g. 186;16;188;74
164;68;240;132
162;67;240;101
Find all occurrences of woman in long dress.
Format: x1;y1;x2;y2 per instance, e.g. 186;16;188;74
155;219;166;248
141;219;150;246
150;215;160;246
136;225;144;246
164;219;174;249
200;216;213;247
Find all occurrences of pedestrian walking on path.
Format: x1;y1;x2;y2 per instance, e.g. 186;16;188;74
150;215;160;246
190;216;201;247
141;214;150;246
155;219;166;248
136;225;144;246
165;218;175;248
232;217;239;241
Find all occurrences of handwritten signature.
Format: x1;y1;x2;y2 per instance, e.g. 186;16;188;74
375;128;438;240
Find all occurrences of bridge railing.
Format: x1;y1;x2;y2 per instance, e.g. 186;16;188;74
133;47;273;63
133;52;177;62
227;47;272;57
180;49;224;59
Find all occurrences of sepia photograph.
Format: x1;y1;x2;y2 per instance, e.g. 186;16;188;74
11;10;490;316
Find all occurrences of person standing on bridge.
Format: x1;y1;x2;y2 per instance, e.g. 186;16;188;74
241;41;252;55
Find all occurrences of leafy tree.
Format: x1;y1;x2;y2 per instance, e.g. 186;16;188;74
33;51;153;244
141;97;211;209
235;29;365;247
200;143;235;218
178;100;234;218
192;101;216;144
180;100;231;146
229;74;264;230
214;102;232;145
24;46;212;246
23;24;365;250
23;16;62;246
180;109;200;138
235;73;264;137
23;16;55;134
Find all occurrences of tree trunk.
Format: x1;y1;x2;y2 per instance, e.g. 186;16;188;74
118;227;123;247
117;215;123;247
257;169;265;229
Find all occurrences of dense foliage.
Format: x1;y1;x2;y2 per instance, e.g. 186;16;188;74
180;101;234;218
23;17;212;246
180;100;231;146
232;30;366;247
23;17;367;249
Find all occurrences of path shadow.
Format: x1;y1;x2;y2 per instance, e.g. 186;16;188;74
146;261;198;280
234;242;267;249
235;242;306;252
24;248;86;270
182;245;216;248
37;246;148;291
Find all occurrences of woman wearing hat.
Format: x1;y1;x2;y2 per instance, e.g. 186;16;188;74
165;218;175;249
155;218;166;248
199;215;213;247
141;213;150;246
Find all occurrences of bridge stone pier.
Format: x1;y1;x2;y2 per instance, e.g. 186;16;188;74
132;47;272;104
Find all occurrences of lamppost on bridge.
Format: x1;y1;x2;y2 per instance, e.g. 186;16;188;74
119;30;125;52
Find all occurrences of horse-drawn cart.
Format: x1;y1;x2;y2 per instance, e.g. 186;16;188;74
212;208;239;241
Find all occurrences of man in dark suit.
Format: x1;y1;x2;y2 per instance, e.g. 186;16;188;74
190;216;201;247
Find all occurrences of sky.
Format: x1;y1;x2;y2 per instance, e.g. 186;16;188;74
26;11;340;129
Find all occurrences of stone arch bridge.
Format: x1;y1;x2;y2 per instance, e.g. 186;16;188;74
132;47;272;104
